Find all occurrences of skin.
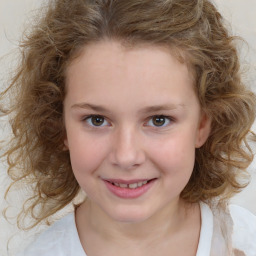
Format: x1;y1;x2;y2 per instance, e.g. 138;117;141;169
63;40;211;256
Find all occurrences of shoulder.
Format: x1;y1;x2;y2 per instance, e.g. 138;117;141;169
16;213;86;256
230;204;256;255
199;202;256;255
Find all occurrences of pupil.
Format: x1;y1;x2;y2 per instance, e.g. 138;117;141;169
92;116;104;126
153;116;165;126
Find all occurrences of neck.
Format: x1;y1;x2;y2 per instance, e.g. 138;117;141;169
76;198;197;244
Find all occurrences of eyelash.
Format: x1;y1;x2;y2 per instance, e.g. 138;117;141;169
82;115;174;128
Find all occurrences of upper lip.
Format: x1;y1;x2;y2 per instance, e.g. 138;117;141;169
102;178;155;184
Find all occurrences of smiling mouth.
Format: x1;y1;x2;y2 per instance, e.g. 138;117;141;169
106;179;156;189
103;178;157;199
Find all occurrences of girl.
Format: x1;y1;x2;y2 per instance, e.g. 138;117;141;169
1;0;256;255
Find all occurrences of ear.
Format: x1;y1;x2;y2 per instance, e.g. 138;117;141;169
63;137;69;151
195;112;211;148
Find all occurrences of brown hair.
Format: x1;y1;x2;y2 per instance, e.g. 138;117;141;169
1;0;255;229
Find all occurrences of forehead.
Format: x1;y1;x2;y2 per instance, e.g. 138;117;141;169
66;40;194;87
64;40;197;110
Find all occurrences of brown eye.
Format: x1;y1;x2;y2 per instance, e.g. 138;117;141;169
147;115;171;127
152;116;166;126
85;115;108;127
91;116;104;126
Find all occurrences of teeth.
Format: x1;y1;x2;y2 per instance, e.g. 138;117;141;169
137;182;143;187
112;180;149;189
120;183;128;188
128;183;138;189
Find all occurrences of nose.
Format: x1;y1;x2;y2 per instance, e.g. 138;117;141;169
109;126;146;170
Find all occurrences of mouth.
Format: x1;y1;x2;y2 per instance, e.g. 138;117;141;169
107;179;155;189
103;178;157;199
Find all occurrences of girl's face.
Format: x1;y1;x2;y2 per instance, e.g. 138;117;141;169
64;40;210;223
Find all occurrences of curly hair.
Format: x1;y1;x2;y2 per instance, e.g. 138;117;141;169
1;0;255;229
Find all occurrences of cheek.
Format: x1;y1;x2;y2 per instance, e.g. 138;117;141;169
149;133;196;177
67;133;108;179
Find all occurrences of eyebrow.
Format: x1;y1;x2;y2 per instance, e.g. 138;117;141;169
71;103;185;113
138;104;185;114
72;103;109;112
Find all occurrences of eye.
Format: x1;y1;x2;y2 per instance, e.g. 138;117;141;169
84;115;110;127
146;115;172;127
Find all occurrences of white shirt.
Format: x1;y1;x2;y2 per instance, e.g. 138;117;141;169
17;203;256;256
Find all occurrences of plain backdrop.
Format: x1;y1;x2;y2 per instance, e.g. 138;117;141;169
0;1;256;255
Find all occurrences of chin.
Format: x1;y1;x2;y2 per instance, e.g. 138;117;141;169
106;205;153;223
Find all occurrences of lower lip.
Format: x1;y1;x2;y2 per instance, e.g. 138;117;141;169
103;180;156;199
